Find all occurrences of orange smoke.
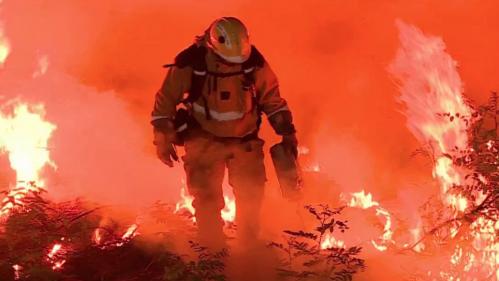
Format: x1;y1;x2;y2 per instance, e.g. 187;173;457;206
0;0;497;208
0;1;498;280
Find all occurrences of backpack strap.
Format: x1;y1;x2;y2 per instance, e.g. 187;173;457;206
164;44;212;120
243;46;265;70
162;45;266;122
241;46;265;93
242;46;266;122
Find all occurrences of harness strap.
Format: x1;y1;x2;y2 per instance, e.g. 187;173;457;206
202;96;212;120
164;44;266;122
174;45;210;122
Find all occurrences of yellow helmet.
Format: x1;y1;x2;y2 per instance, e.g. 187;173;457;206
206;17;251;64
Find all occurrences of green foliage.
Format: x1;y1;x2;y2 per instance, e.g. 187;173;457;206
269;205;365;281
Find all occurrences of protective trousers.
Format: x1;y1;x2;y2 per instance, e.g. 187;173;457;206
182;129;266;250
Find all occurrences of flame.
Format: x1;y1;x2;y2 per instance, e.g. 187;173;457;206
389;20;474;212
0;23;10;67
389;21;472;153
433;157;461;194
175;176;237;226
220;177;236;225
221;194;236;224
122;224;138;240
52;260;66;271
0;104;56;185
297;146;310;155
93;228;102;245
298;146;321;172
347;190;379;209
445;193;468;213
371;208;393;252
321;232;345;249
175;183;196;223
409;219;425;252
389;20;472;195
468;216;499;279
47;243;62;259
46;242;66;271
13;264;22;280
93;223;139;249
485;140;494;150
114;224;139;247
0;103;56;216
33;55;50;78
343;190;394;251
303;163;320;172
390;21;496;279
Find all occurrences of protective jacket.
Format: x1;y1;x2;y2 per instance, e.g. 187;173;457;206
151;40;295;138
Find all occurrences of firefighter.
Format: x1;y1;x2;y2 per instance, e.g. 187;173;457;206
151;17;297;249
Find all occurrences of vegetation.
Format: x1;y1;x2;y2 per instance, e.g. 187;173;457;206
0;189;227;281
269;205;365;281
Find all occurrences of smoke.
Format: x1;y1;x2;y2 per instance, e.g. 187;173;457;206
1;0;497;201
0;1;497;278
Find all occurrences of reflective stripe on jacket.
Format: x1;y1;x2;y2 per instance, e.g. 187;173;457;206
152;48;290;138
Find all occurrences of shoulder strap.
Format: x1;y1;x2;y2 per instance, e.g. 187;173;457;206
163;44;211;119
164;44;209;104
241;46;266;116
241;45;266;88
243;45;265;70
162;45;266;121
181;45;212;119
171;44;207;69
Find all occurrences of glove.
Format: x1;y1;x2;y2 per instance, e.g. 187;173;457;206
153;129;179;167
281;134;298;159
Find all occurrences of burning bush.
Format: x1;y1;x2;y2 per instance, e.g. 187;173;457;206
389;21;498;280
406;93;498;280
0;187;228;281
269;204;365;281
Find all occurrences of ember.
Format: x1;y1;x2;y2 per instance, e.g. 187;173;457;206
92;223;140;249
46;242;67;271
320;232;345;249
12;264;22;280
93;228;102;245
121;224;139;240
